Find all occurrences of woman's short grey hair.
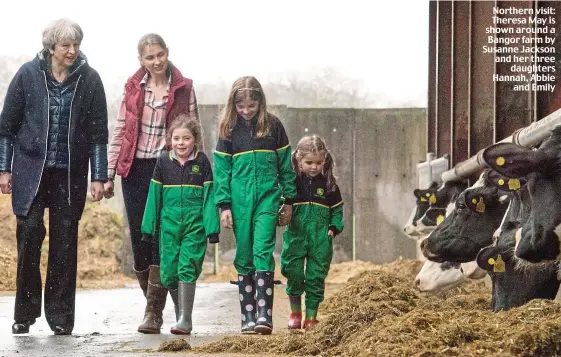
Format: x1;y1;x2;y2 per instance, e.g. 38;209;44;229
137;33;167;57
42;19;83;51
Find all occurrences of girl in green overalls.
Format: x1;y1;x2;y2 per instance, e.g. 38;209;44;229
142;115;220;335
281;135;344;329
214;76;297;335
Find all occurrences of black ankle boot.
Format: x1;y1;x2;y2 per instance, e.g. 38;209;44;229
12;318;36;334
53;325;72;335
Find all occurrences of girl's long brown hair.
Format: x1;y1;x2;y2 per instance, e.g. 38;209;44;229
291;135;338;191
218;76;270;139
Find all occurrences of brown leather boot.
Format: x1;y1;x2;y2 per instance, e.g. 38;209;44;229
134;266;150;298
137;265;168;334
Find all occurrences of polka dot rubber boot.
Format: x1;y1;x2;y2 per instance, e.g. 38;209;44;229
238;274;257;333
254;271;274;335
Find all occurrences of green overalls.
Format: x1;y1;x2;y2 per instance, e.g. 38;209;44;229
142;150;220;288
281;174;344;314
214;114;296;274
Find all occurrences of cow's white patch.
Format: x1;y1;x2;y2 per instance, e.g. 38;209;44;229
415;260;466;293
555;223;561;261
404;223;421;238
445;202;455;216
460;261;488;279
471;173;487;189
514;228;522;253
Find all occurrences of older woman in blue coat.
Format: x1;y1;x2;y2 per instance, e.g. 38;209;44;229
0;18;108;336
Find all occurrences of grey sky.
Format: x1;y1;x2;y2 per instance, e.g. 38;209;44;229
1;0;429;106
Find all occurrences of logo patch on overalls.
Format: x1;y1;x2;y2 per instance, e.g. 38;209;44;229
316;188;325;196
192;165;200;173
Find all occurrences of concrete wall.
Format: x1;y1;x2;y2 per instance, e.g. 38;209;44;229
112;105;427;271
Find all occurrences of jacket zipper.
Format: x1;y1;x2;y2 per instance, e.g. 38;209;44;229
181;163;186;221
34;72;50;200
67;75;82;205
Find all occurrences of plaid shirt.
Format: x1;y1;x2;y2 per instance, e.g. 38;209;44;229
107;72;198;179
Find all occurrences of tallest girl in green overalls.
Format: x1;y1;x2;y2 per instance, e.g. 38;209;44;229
214;76;296;335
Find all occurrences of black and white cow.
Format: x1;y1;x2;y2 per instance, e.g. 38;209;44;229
475;178;560;311
422;169;559;311
420;170;511;263
403;182;439;236
404;180;485;292
414;180;468;234
482;125;561;263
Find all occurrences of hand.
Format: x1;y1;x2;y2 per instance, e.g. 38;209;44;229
103;179;115;199
278;204;293;226
90;181;104;202
0;172;12;194
220;209;233;229
328;230;335;238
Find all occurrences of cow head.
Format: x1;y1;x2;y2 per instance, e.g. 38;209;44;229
414;260;465;293
414;180;468;233
420;171;511;263
403;182;439;236
476;220;559;312
482;126;561;262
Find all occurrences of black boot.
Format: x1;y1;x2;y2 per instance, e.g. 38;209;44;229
254;271;274;335
169;288;179;321
12;318;36;334
238;274;257;333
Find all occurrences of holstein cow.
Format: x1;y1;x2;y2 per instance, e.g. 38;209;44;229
481;125;561;263
404;180;484;293
420;170;510;263
476;176;560;311
423;170;559;311
403;182;439;237
414;260;486;293
414;180;468;235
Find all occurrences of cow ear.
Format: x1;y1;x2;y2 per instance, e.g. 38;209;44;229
422;207;447;226
476;246;496;272
464;186;498;214
482;143;541;177
477;245;509;273
486;170;527;192
414;189;422;199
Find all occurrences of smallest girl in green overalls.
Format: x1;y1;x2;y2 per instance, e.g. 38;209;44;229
142;115;220;335
281;135;344;329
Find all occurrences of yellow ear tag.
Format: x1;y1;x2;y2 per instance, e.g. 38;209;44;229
436;215;444;225
429;194;437;204
475;197;486;213
472;198;477;204
493;255;506;273
425;193;431;197
496;157;505;166
508;178;521;190
498;179;505;186
488;258;495;265
420;197;427;202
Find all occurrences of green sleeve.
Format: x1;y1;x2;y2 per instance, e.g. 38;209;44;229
203;161;220;236
141;158;163;237
214;137;233;210
328;186;344;235
275;122;297;202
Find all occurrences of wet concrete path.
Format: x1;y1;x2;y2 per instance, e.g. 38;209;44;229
0;282;285;357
